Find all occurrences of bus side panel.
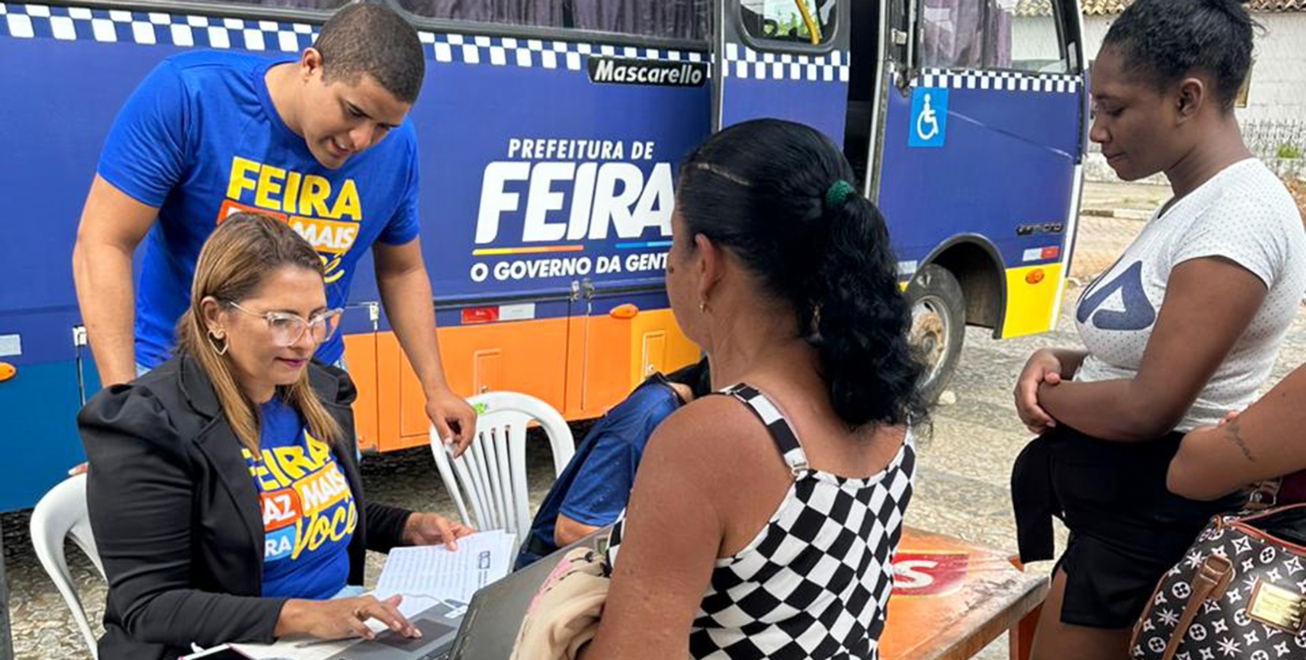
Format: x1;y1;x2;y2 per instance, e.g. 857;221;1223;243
376;313;571;452
877;72;1082;336
628;309;701;389
575;290;699;420
369;34;711;429
1003;263;1065;337
341;329;379;452
1;9;710;479
717;59;849;142
402;48;711;303
0;31;184;510
0;310;87;511
575;307;632;417
0;37;177;313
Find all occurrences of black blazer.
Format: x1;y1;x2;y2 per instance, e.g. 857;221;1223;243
78;355;412;660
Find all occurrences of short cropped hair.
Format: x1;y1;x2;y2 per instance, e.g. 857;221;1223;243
1103;0;1257;112
314;3;425;104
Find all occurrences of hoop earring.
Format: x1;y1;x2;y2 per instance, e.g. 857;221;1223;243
207;330;229;356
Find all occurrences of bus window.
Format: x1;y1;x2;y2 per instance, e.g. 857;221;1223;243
920;0;1067;73
396;0;710;40
571;0;710;41
740;0;837;46
1006;0;1069;73
395;0;566;28
206;0;349;10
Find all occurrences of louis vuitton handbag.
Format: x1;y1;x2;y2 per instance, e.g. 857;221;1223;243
1130;503;1306;660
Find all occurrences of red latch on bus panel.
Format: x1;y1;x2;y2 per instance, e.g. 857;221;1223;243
461;307;500;325
0;363;14;383
610;304;639;319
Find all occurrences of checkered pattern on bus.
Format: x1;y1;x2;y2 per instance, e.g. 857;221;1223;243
721;42;849;83
914;67;1082;94
606;383;916;659
0;3;323;51
423;33;704;71
1;4;1078;91
0;3;705;72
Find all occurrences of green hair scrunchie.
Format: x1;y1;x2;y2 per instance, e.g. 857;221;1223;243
824;180;855;210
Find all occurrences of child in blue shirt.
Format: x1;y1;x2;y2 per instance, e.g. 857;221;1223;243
516;358;710;569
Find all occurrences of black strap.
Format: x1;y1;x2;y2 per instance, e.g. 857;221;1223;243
710;383;808;474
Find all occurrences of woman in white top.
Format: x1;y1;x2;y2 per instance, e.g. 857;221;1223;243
1010;1;1306;658
579;119;927;659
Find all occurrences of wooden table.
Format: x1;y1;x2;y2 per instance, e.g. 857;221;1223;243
881;527;1048;660
241;525;1047;660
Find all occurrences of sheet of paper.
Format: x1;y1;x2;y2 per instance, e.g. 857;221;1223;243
233;634;360;660
375;530;516;603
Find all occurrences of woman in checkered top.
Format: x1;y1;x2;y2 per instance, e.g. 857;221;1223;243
578;119;928;660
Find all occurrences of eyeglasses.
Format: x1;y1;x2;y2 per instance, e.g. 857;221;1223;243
225;301;343;348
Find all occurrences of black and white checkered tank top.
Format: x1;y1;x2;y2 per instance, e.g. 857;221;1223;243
606;383;916;659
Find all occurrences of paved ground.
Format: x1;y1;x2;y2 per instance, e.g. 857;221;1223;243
9;180;1306;659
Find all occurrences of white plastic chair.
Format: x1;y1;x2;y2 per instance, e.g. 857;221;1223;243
31;474;105;659
430;392;575;554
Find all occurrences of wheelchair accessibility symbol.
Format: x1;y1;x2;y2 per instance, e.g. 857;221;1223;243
909;87;948;148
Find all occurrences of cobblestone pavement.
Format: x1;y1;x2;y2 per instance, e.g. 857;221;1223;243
8;181;1305;659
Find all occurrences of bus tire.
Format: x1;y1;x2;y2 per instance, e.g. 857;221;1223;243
905;264;965;404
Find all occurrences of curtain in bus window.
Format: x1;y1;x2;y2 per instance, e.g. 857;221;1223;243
986;0;1014;69
920;0;1013;70
215;0;348;9
570;0;709;40
396;0;567;28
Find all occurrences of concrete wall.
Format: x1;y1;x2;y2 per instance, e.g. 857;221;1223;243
1080;13;1306;125
1010;14;1062;69
1015;12;1306;183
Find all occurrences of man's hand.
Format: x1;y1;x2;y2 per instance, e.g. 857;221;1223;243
1014;348;1064;434
426;389;477;457
402;512;475;550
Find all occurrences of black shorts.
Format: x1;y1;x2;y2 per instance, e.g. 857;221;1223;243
1038;427;1242;629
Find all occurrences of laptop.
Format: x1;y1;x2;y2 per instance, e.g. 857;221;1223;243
298;527;611;660
319;598;467;660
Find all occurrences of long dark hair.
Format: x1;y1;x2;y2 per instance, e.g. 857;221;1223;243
676;119;926;429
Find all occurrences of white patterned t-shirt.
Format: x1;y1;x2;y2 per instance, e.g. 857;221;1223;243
1074;158;1306;431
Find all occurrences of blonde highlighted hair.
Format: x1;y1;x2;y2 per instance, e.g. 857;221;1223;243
175;213;342;454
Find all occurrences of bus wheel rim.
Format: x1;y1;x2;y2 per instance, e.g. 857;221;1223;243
911;296;951;385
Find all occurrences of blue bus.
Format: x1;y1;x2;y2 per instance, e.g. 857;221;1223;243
0;0;1087;511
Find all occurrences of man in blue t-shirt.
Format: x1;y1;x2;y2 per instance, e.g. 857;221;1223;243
71;4;475;454
515;358;711;569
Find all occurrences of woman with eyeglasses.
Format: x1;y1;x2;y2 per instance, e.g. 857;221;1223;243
78;213;473;660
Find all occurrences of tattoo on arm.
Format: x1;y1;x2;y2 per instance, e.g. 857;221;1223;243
1223;420;1256;463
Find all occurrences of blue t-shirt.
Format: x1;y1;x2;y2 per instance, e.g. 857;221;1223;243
98;51;422;368
245;397;357;600
515;377;682;569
